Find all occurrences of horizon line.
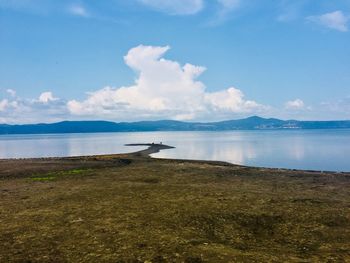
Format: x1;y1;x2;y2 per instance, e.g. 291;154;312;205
2;115;350;126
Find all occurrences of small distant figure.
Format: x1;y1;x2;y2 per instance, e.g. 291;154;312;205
160;142;162;145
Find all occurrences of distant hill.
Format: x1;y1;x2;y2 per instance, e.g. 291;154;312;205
1;116;350;134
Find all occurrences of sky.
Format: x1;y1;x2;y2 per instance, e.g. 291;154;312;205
0;0;350;124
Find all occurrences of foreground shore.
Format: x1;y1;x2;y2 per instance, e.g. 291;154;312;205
0;145;349;262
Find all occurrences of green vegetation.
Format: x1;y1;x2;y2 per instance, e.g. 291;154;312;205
30;169;94;181
30;169;93;181
0;155;349;262
31;176;56;181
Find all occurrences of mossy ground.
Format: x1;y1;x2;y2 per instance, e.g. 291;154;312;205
30;169;94;181
0;156;349;262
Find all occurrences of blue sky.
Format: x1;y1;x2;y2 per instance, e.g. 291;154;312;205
0;0;350;123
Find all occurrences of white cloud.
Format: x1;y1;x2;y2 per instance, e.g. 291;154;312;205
6;89;16;97
285;99;305;110
204;87;261;112
68;45;266;121
38;91;58;103
0;99;8;111
307;10;349;32
138;0;204;15
0;98;18;112
0;92;67;124
68;3;89;17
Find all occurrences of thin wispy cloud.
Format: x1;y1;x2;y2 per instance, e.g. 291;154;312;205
6;89;16;97
68;3;89;17
321;97;350;113
210;0;241;25
277;7;300;22
138;0;241;25
307;10;349;32
276;0;310;22
217;0;240;10
67;2;126;24
138;0;204;15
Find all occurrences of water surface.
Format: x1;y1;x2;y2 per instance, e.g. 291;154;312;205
0;130;349;171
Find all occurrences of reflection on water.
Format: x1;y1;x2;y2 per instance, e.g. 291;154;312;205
0;130;349;171
150;130;350;172
0;133;147;158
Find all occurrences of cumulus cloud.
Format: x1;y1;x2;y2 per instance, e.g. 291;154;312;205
0;92;67;124
38;91;58;103
67;45;266;121
204;87;260;112
0;98;18;112
307;10;349;32
138;0;204;15
285;99;305;110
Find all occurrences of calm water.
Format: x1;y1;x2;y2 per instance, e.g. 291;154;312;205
0;130;349;171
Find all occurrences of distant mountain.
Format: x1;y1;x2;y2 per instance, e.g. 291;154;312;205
1;116;350;134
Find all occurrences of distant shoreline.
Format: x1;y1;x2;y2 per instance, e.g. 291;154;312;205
2;116;350;135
